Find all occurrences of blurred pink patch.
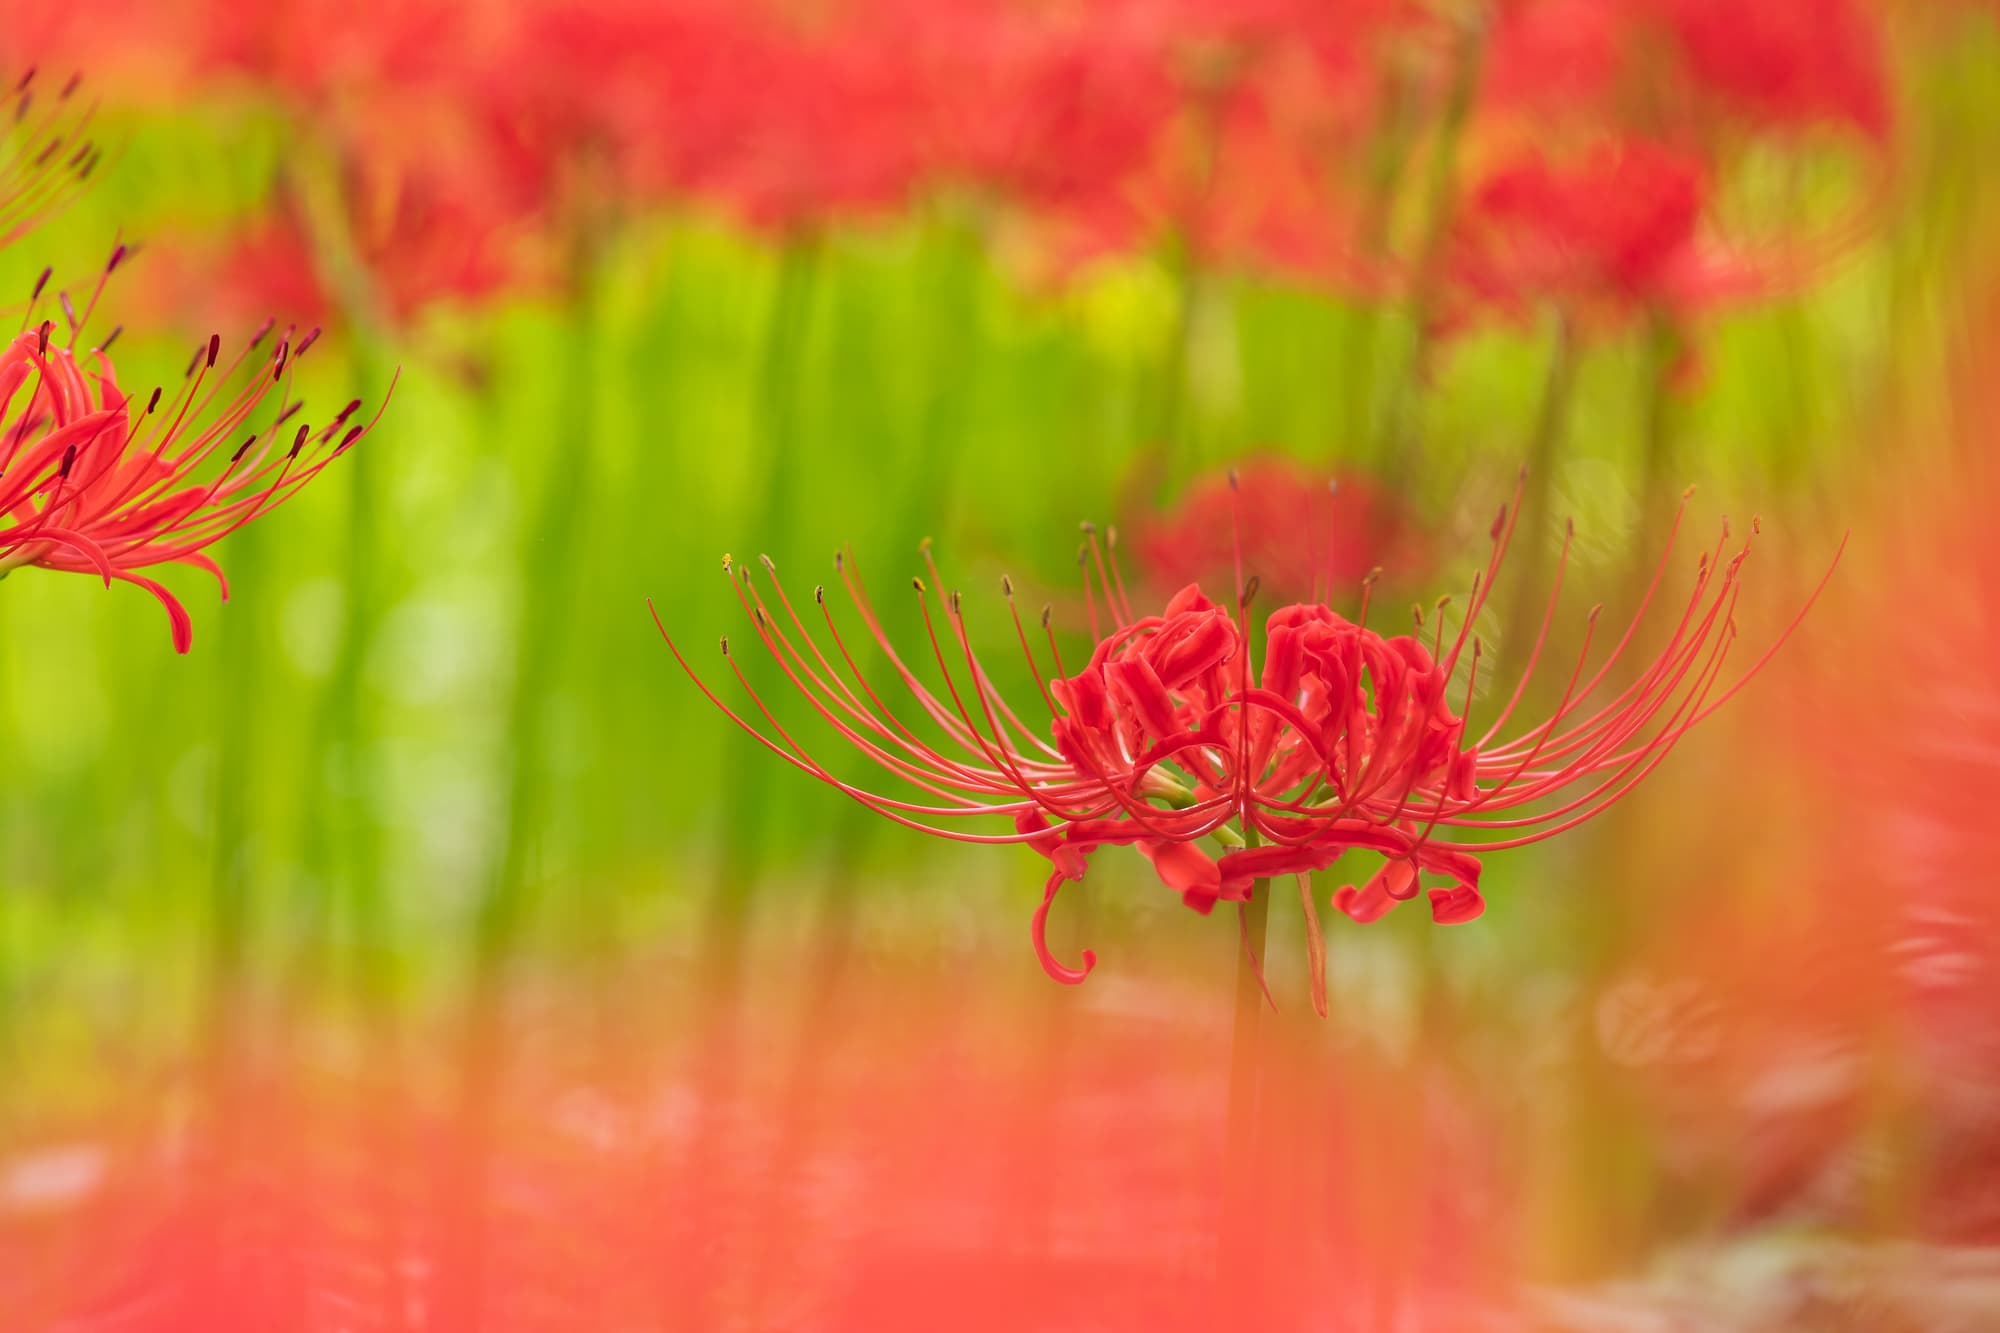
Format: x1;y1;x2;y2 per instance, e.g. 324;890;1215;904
1133;458;1421;606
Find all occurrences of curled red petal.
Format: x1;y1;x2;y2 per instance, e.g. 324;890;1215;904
1031;869;1096;985
1333;880;1396;924
112;570;194;654
1428;885;1486;925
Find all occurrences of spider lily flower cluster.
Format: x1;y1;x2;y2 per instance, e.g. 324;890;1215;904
657;475;1836;1008
0;305;381;651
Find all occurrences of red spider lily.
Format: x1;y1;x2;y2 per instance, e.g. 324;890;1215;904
0;310;385;652
1646;0;1890;142
1445;137;1709;326
0;67;100;252
1131;458;1421;607
654;473;1837;1009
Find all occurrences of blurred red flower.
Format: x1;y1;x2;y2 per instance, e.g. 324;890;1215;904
1446;137;1709;326
0;67;100;253
1132;458;1420;606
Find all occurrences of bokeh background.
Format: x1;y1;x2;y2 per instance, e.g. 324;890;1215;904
2;2;1999;1328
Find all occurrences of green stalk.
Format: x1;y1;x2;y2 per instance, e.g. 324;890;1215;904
677;229;822;1330
1502;313;1579;667
436;255;605;1332
1379;17;1487;486
1219;828;1270;1291
748;212;985;1315
193;515;265;1304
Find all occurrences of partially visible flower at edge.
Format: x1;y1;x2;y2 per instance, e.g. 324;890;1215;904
0;66;101;253
0;285;387;652
654;474;1839;1012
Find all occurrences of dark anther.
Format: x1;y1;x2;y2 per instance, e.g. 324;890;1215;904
289;424;309;459
206;333;221;368
760;553;776;573
720;636;730;656
911;577;926;593
231;434;257;463
274;400;303;427
949;590;961;616
29;267;49;301
814;585;825;604
58;444;75;478
36;321;49;355
1040;605;1052;629
1239;575;1260;611
145;387;162;414
98;325;121;353
1079;520;1095;535
1000;574;1014;597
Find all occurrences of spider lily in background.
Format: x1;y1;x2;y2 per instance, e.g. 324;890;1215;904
0;66;100;253
0;283;386;652
1131;457;1424;609
655;472;1838;1013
